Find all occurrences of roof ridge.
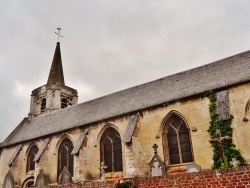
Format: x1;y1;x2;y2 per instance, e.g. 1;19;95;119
76;49;250;105
1;118;28;147
2;49;250;147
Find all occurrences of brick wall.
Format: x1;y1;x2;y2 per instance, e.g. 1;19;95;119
47;166;250;188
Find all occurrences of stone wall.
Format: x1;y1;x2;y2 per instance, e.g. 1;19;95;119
2;82;250;186
47;166;250;188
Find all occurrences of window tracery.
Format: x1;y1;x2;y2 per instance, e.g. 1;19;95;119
100;127;123;172
27;145;38;172
57;138;74;177
163;113;193;165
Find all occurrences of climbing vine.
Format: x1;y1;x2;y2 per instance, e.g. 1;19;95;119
204;90;246;169
115;181;135;188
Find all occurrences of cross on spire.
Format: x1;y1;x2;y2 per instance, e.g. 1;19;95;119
55;27;63;42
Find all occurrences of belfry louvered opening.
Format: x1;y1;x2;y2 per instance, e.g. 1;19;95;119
41;98;46;112
61;98;68;109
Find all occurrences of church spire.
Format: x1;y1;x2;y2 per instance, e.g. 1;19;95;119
28;39;78;120
47;42;65;86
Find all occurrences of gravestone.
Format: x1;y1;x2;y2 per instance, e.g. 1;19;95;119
35;169;49;188
148;144;166;177
230;158;240;168
58;166;73;185
150;156;164;176
99;161;107;181
186;162;201;173
3;170;15;188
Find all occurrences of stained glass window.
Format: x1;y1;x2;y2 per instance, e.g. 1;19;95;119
27;145;38;172
100;127;123;172
57;138;74;177
164;114;193;165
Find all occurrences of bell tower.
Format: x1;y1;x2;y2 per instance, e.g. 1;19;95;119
28;42;78;120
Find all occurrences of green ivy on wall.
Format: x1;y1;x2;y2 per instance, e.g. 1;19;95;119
115;181;135;188
204;90;246;169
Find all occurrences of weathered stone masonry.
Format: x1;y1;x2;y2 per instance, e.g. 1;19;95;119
3;42;250;186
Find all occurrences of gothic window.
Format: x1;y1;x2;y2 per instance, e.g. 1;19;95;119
27;145;39;172
22;177;35;188
41;98;46;112
57;138;74;177
163;114;193;165
100;127;123;172
61;98;68;109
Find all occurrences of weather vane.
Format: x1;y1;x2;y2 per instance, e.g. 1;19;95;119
55;27;63;42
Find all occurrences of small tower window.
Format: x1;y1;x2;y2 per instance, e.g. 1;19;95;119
61;98;68;109
41;98;46;112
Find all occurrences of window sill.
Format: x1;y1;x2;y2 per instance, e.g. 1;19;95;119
26;170;35;176
105;171;123;180
168;162;193;167
167;164;191;174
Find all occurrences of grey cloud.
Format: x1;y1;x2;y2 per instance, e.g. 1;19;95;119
1;0;250;141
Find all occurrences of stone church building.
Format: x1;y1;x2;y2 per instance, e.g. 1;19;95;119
1;42;250;187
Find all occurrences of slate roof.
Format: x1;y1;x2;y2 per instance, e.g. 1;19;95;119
2;50;250;147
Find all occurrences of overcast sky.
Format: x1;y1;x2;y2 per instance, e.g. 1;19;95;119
1;0;250;142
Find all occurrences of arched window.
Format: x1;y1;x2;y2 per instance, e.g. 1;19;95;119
61;98;68;109
41;98;46;112
163;113;193;165
27;145;39;172
100;127;123;172
22;177;35;188
57;138;74;177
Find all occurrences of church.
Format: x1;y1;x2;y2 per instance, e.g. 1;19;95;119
1;40;250;187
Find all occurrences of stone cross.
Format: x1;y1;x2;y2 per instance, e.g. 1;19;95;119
99;161;107;181
230;158;240;168
55;27;63;42
149;144;166;177
210;129;230;162
153;144;158;154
